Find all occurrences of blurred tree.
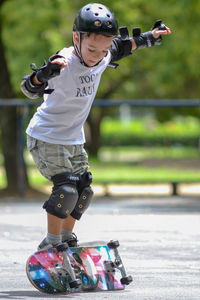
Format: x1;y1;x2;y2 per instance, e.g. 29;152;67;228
0;0;28;196
0;0;78;196
90;0;200;147
3;0;200;101
0;0;65;196
0;0;200;165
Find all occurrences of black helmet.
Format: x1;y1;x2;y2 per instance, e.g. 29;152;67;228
73;3;118;36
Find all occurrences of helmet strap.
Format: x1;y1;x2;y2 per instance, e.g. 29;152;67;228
73;32;89;67
73;32;82;60
72;31;104;68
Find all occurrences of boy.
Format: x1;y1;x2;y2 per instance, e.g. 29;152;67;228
21;3;171;250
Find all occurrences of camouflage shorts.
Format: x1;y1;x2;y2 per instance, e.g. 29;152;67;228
27;135;89;181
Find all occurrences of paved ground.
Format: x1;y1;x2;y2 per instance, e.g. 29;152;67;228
0;196;200;300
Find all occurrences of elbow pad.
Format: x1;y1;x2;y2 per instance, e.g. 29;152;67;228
20;72;47;99
110;27;132;63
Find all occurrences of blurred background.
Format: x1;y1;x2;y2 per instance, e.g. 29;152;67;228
0;0;200;198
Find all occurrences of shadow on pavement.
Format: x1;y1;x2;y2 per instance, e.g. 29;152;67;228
0;290;75;299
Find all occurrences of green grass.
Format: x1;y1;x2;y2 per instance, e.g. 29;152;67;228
98;145;200;161
1;146;200;189
1;165;200;189
100;116;200;146
101;116;200;138
90;161;200;184
24;163;200;187
1;160;198;189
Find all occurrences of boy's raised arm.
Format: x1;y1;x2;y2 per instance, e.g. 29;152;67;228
110;20;171;65
131;19;171;50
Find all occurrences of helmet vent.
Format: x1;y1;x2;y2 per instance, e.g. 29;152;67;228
74;4;118;36
106;21;112;28
94;20;101;27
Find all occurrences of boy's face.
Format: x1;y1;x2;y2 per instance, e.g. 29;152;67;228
74;33;113;67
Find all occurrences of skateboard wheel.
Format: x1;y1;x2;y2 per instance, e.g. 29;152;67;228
56;242;69;252
107;240;120;249
120;275;133;285
69;279;82;289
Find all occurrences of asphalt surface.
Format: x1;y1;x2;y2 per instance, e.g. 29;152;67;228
0;196;200;300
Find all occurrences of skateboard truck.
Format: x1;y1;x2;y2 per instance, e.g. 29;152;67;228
107;240;133;286
104;261;116;273
55;243;82;289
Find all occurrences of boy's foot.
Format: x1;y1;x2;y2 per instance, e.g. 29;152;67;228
63;233;78;247
37;238;58;251
38;233;78;251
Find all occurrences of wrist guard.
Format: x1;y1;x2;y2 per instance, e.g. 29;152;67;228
20;51;64;99
20;72;47;99
33;52;65;83
133;19;166;50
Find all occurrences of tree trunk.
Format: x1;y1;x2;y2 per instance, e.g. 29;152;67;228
87;72;133;157
0;1;28;196
87;107;105;156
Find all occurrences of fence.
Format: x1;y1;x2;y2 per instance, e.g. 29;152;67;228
1;98;200;196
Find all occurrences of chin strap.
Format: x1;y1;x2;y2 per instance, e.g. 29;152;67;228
73;32;92;68
72;32;106;68
73;32;83;63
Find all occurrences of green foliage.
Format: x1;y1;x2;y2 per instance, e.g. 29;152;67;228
97;0;200;104
1;0;76;95
1;0;200;111
1;0;200;191
101;115;200;146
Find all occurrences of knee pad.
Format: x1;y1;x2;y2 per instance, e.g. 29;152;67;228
43;172;79;219
71;172;94;220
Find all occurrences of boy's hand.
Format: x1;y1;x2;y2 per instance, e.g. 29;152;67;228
51;57;67;69
34;54;68;84
151;19;171;39
152;26;171;39
131;19;171;51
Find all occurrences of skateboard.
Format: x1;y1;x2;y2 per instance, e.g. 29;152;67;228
26;240;133;294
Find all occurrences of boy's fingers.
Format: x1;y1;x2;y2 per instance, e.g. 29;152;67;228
51;58;67;67
166;27;171;34
159;26;171;34
155;27;171;36
51;58;67;69
159;30;169;35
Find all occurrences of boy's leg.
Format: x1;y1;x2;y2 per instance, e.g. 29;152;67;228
27;138;89;249
61;216;78;246
62;215;76;231
37;214;63;250
48;213;64;234
38;214;76;250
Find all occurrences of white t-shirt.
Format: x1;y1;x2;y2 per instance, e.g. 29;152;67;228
26;47;111;145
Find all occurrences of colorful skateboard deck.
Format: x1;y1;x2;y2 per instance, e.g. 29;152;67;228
26;240;132;294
